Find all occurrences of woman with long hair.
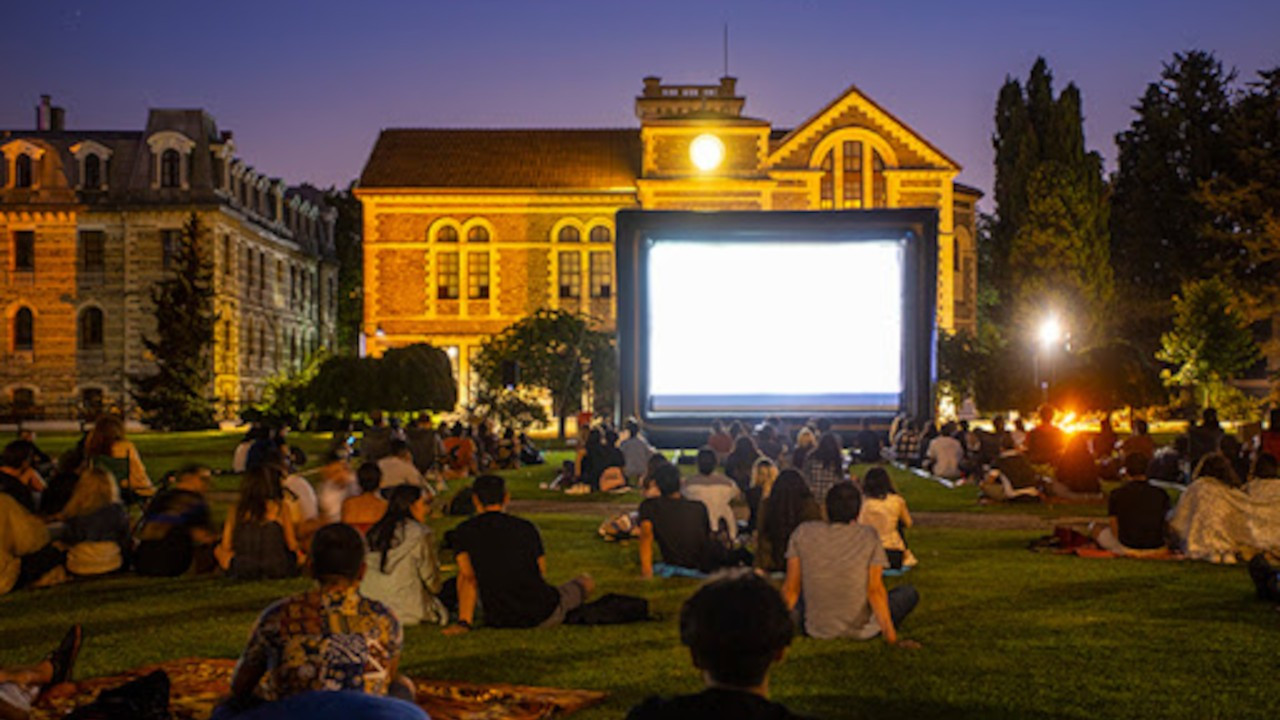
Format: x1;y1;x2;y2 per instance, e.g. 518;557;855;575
724;435;761;495
802;432;847;504
360;485;446;626
60;467;129;576
858;467;916;568
216;467;302;580
82;415;152;497
743;456;778;533
755;469;822;573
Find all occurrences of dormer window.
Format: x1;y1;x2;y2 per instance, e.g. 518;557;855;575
83;154;102;190
146;130;195;190
160;150;181;188
15;154;32;188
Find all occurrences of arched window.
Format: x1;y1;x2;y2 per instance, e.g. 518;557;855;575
815;135;894;210
589;226;611;243
871;150;887;208
12;388;35;410
160;149;181;188
79;307;104;350
435;225;458;243
467;226;489;243
13;307;34;351
83;154;102;190
15;154;33;188
818;150;834;209
841;140;863;208
558;226;580;243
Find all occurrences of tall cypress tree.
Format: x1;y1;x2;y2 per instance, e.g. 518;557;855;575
325;184;363;355
991;58;1113;343
1111;51;1237;351
130;213;217;429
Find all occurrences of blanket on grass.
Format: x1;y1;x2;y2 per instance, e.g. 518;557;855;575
33;658;607;720
1169;479;1280;563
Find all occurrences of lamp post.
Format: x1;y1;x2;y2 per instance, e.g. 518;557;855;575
1036;315;1063;404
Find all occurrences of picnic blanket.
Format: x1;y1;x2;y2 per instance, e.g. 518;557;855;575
33;658;607;720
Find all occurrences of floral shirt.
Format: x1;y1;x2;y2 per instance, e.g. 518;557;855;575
237;585;402;700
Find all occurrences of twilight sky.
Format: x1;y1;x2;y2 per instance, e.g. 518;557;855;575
3;0;1278;209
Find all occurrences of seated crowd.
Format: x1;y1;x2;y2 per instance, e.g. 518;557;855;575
29;407;1280;718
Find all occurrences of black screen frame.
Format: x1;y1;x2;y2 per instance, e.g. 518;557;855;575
614;209;938;447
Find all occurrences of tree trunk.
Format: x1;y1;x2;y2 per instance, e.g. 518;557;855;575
558;413;567;439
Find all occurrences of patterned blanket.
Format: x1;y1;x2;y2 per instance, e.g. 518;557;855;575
33;658;607;720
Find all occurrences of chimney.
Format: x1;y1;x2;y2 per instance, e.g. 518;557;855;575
36;95;52;130
35;95;65;131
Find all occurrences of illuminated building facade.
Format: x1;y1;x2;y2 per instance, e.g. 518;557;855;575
0;97;339;420
357;77;981;407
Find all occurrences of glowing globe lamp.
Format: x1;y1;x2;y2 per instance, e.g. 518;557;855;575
689;133;725;171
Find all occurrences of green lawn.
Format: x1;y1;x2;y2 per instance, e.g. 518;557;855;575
1;514;1274;719
6;431;1264;718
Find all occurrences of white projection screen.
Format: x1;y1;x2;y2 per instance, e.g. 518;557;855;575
616;209;938;446
647;240;903;412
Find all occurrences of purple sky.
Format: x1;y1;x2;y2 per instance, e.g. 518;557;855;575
4;1;1278;209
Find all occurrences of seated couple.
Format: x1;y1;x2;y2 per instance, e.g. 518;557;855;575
782;483;920;644
639;464;752;578
443;474;596;634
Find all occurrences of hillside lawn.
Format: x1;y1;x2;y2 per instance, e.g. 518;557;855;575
2;431;1275;719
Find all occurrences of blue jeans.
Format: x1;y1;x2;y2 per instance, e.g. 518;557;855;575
887;584;919;629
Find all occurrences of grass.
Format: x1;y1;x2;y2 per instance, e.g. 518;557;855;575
7;430;1264;718
1;514;1275;719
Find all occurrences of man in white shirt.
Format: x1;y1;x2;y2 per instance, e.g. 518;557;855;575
378;440;429;495
924;422;965;480
681;447;740;540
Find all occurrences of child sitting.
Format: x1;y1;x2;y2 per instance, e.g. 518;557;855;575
548;460;577;491
856;467;917;569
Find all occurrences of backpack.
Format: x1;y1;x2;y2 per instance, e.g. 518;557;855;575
563;593;651;625
447;486;476;516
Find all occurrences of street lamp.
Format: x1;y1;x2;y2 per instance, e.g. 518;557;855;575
1035;314;1064;403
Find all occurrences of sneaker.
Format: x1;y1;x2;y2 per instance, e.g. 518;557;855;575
46;624;83;686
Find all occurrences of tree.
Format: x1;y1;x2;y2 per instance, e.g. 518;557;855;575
991;58;1113;346
325;184;363;355
1111;51;1238;352
301;344;455;418
130;213;217;429
1158;277;1259;408
473;310;614;438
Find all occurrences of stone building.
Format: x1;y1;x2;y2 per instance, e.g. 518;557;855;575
357;76;982;407
0;96;339;421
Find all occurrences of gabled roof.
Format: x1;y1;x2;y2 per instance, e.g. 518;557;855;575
769;83;960;171
359;129;643;190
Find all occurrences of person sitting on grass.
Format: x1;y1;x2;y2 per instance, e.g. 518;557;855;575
978;435;1043;502
0;441;40;513
854;417;883;464
801;432;848;504
360;486;447;626
724;436;762;496
342;462;389;535
891;419;922;467
81;415;154;502
790;427;818;470
625;573;806;720
217;467;303;580
59;467;130;578
317;451;358;525
1025;405;1067;465
493;427;522;470
640;465;748;578
0;625;82;720
1048;434;1103;499
444;475;595;634
857;467;917;569
1093;452;1170;556
682;447;740;541
217;525;425;720
1119;418;1156;464
1247;453;1280;501
744;457;779;533
620;419;655;483
441;423;478;481
923;422;964;481
378;440;428;493
133;464;218;577
1;492;63;595
755;470;821;575
782;483;920;644
707;420;734;464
